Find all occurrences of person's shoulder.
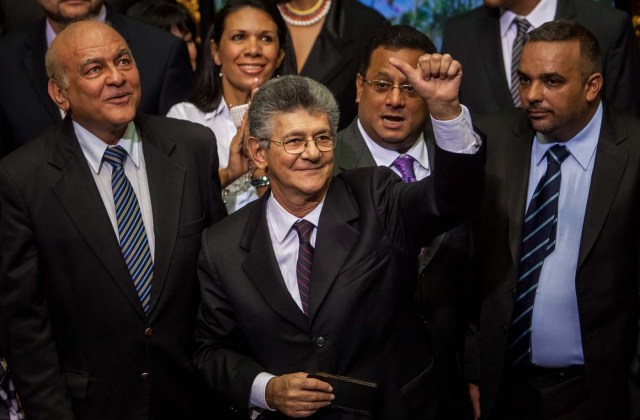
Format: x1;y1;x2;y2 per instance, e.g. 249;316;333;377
0;19;41;54
167;102;205;120
138;113;212;143
203;197;260;244
603;104;640;142
0;122;67;180
342;0;385;19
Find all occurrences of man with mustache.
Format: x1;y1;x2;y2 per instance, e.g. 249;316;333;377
0;20;229;420
468;19;640;420
334;24;474;419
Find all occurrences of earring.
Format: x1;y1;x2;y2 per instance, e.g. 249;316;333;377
219;72;223;78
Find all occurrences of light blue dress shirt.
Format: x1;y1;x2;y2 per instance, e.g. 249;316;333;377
528;103;603;367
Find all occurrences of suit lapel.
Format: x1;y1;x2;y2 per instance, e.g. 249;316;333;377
24;21;61;123
336;120;376;172
136;115;185;316
480;7;514;109
50;119;146;318
506;118;534;267
308;178;360;323
577;108;627;269
242;196;309;332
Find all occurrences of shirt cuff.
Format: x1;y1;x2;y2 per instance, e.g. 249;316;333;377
430;105;481;154
250;372;276;411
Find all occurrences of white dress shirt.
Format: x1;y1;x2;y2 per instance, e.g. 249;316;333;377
75;121;155;259
167;100;258;213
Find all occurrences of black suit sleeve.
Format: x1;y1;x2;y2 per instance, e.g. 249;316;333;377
0;164;75;420
602;15;640;114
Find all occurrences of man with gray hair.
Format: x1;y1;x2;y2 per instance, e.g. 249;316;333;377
195;56;484;418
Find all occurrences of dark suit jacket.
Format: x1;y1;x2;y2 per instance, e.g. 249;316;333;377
195;143;484;419
280;0;387;130
0;6;193;156
469;105;640;419
0;114;228;420
334;119;474;419
441;0;640;117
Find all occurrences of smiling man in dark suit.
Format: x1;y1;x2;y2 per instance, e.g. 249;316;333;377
468;20;640;420
441;0;640;117
194;50;483;417
334;25;474;420
0;20;228;419
0;0;193;157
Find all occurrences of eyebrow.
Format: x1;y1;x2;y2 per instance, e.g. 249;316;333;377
281;128;332;138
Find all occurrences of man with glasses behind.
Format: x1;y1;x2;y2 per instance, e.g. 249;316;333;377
334;25;475;419
194;64;483;418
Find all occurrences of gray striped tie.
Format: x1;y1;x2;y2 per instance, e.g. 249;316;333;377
104;146;153;314
511;18;531;107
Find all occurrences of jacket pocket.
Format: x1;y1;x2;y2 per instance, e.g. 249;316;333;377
177;213;206;237
64;370;89;399
400;358;434;408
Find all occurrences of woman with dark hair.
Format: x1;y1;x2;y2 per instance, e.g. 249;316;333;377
168;0;286;213
127;0;199;71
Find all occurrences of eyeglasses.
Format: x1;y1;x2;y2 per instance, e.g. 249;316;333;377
361;77;418;98
266;134;336;155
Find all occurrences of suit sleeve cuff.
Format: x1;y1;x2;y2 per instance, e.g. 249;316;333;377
430;105;481;154
250;372;276;411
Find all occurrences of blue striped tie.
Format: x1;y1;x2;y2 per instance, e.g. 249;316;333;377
103;146;153;314
507;145;570;366
293;219;314;316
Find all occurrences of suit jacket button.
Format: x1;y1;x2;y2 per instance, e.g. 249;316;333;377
500;324;509;334
145;327;154;337
315;336;326;347
511;287;516;297
140;372;151;380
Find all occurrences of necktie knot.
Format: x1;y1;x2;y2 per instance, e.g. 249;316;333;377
514;18;531;36
546;145;570;166
391;154;417;183
103;145;128;169
293;219;314;245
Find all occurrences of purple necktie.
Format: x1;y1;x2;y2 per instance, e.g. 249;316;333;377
391;154;417;183
293;219;314;316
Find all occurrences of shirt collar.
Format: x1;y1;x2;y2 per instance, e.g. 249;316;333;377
500;0;556;38
356;119;430;172
267;193;324;244
46;5;107;47
202;97;229;122
533;102;603;171
75;121;141;174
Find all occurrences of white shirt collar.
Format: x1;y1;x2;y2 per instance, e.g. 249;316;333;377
533;102;602;171
75;121;141;174
46;5;107;47
266;193;324;245
500;0;556;38
356;119;430;172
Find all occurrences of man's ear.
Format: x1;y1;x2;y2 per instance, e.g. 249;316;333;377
248;137;268;170
48;79;70;112
355;73;364;104
584;72;603;103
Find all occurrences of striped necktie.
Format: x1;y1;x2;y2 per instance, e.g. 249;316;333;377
103;146;153;314
507;145;570;366
511;18;531;107
293;219;314;316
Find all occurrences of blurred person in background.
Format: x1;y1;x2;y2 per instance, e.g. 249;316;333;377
127;0;199;72
168;0;286;214
276;0;387;130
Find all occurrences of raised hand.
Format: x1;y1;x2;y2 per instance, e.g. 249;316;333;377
389;53;463;120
